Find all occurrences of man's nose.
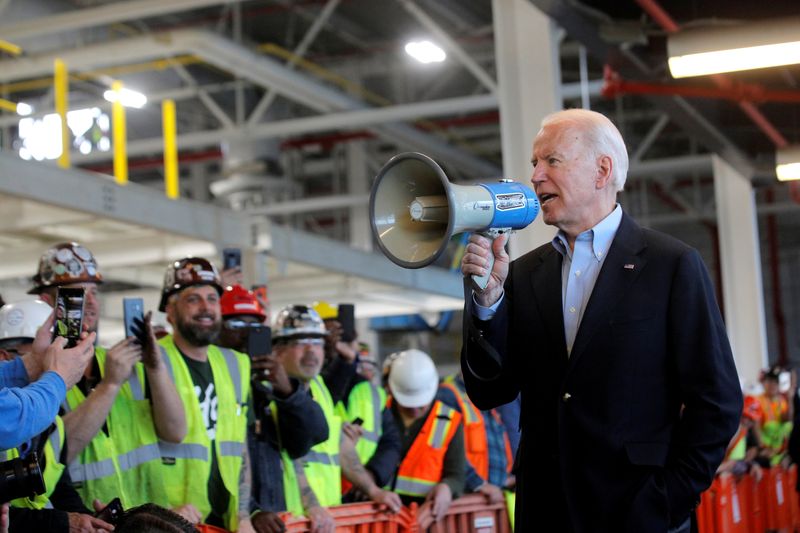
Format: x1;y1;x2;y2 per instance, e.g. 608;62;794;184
531;164;546;184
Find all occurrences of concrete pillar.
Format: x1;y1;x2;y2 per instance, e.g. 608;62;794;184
347;140;372;252
712;155;768;387
492;0;561;258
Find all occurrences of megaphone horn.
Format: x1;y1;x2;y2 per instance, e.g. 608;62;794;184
369;152;539;290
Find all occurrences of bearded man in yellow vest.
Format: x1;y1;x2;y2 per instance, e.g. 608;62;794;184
386;349;466;522
29;242;187;511
272;304;401;531
157;257;255;533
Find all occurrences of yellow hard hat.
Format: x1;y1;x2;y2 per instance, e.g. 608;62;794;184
312;300;338;320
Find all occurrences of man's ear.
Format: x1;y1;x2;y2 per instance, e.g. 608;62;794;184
596;155;613;189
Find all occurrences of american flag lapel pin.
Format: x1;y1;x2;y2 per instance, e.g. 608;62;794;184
623;263;635;270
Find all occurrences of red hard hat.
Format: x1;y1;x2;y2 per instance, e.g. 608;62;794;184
159;257;223;312
220;285;266;321
743;395;763;422
28;242;103;294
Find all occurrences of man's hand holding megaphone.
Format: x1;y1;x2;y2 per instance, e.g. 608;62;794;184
369;152;538;293
461;233;510;307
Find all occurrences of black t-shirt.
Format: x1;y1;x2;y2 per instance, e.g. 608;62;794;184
180;351;230;527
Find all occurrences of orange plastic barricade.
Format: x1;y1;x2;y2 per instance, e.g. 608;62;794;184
696;483;715;533
709;474;748;533
196;525;230;533
279;501;416;532
787;465;800;531
763;466;792;532
416;494;511;533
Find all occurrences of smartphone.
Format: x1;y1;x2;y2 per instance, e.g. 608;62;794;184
247;325;272;358
338;303;356;342
352;417;364;426
223;248;241;270
123;298;144;340
53;287;85;348
95;497;123;524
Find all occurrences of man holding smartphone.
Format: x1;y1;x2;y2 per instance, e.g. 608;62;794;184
218;286;326;531
156;258;255;532
28;242;187;510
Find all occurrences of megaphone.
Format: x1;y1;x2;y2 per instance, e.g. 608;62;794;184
369;152;539;290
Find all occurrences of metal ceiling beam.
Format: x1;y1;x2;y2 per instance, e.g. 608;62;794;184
0;29;500;177
527;0;756;176
0;0;254;42
70;94;498;163
0;152;251;246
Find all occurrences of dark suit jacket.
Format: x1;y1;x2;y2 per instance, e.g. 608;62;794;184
462;212;742;533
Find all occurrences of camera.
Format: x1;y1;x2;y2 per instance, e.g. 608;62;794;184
0;452;46;502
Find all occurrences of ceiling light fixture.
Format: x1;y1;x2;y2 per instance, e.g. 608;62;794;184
103;87;147;109
776;145;800;182
668;18;800;78
16;102;33;116
404;40;446;64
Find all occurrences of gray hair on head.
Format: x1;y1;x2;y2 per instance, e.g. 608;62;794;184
541;109;629;192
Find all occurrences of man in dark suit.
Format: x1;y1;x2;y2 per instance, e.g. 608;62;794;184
460;109;742;533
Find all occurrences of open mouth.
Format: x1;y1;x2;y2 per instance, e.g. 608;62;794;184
539;193;558;205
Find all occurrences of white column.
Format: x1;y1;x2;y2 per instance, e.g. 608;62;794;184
347;140;372;252
492;0;561;258
712;155;768;387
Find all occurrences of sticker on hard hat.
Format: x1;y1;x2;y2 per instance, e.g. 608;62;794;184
6;309;24;327
234;303;258;311
494;192;526;211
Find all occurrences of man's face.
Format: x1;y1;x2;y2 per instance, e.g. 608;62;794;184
0;340;32;362
167;285;221;347
275;336;324;383
764;378;780;396
530;123;613;236
219;314;263;353
397;403;431;423
42;282;100;333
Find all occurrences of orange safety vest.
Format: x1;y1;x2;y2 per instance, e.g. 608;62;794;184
758;394;789;424
394;400;462;498
439;380;513;480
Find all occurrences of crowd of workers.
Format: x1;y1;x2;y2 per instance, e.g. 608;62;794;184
0;241;521;533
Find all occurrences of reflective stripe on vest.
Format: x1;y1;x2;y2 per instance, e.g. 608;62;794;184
7;416;66;510
159;441;209;460
157;335;249;532
282;376;342;515
395;401;462;498
70;458;115;482
440;378;489;479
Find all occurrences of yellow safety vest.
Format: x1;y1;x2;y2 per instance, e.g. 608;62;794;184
64;347;168;509
346;381;387;465
1;416;65;510
157;335;250;531
282;376;342;516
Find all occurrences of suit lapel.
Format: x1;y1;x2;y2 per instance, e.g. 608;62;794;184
530;247;568;361
567;213;647;372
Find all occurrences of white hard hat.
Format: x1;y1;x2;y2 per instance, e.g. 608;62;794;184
388;349;439;408
0;300;52;348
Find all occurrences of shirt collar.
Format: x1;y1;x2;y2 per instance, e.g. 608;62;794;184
551;204;623;261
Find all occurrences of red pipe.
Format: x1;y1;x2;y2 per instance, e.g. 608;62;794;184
602;75;800;105
765;189;789;366
635;0;789;147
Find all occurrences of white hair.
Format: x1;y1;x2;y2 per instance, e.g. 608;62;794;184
540;109;629;192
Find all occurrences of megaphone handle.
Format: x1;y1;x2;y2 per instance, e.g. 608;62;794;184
470;229;506;292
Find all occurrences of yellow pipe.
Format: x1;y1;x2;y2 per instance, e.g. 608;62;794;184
0;98;18;112
162;99;179;199
54;59;70;169
0;39;22;55
111;81;128;185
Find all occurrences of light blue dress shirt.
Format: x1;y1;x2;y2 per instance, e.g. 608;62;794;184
473;204;623;356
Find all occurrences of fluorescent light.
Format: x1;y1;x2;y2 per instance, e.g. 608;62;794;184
404;40;446;64
668;18;800;78
16;102;33;116
776;145;800;182
103;87;147;108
